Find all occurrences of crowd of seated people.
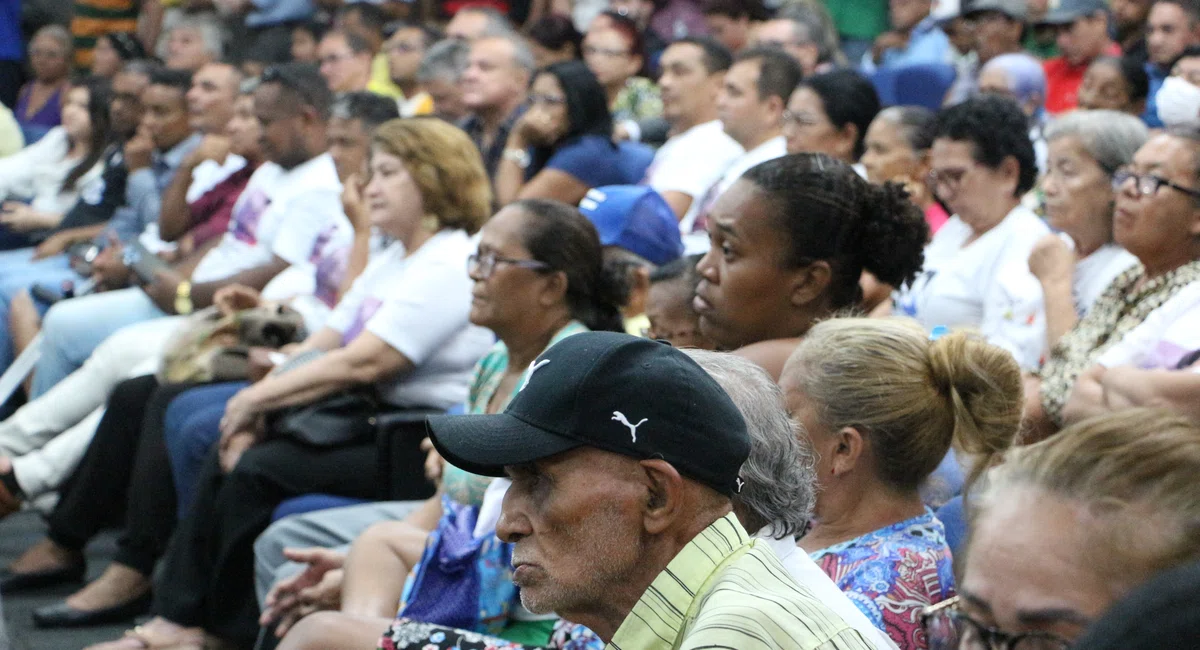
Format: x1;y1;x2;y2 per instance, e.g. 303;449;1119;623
0;0;1197;649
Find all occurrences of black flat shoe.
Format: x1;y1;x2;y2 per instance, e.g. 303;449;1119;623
0;561;86;594
32;591;152;628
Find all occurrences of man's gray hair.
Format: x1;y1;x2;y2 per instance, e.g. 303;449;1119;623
683;350;817;539
1044;109;1149;174
172;17;225;61
459;5;516;38
418;38;470;84
480;33;536;76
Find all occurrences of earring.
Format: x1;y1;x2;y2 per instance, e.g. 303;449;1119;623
421;214;439;232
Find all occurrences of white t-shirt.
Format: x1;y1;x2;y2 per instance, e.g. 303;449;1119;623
1095;281;1200;371
1073;243;1137;315
190;153;346;283
185;154;247;203
682;135;787;255
758;533;900;650
259;218;356;333
895;205;1050;369
325;230;493;409
643;119;744;234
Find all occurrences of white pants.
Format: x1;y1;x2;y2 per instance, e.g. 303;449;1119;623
0;317;183;499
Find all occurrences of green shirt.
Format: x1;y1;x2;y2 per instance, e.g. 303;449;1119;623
607;513;876;650
824;0;888;41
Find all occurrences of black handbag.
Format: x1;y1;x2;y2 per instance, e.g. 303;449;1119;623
268;392;384;448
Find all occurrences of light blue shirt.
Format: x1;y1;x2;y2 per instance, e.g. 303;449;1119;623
246;0;314;28
1144;63;1167;128
101;133;200;244
860;16;952;74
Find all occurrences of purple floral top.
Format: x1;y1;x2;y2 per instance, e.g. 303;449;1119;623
809;509;955;650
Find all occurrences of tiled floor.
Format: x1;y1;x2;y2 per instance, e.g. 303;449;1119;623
1;511;133;649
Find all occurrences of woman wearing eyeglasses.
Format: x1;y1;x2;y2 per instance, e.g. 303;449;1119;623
495;60;634;207
1024;129;1200;439
1025;111;1144;355
80;118;498;649
894;95;1050;371
255;199;625;647
925;409;1200;650
583;12;663;143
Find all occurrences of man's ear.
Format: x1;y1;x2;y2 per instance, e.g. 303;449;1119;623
639;458;687;535
790;260;832;307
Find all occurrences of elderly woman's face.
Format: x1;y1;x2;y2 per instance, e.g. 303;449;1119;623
29;33;70;81
497;447;648;618
929;137;1019;224
1042;136;1114;241
1113;133;1200;263
525;73;571;146
861;116;922;187
468;206;558;331
363;148;425;238
960;488;1118;646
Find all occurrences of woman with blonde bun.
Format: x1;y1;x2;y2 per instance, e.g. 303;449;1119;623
780;317;1024;650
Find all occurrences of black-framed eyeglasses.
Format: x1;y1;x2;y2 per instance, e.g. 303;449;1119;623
1112;168;1200;199
922;597;1073;650
467;251;552;279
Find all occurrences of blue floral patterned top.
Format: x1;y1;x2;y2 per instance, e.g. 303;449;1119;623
809;509;955;650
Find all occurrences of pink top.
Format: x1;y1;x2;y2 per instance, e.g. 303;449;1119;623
925;202;949;236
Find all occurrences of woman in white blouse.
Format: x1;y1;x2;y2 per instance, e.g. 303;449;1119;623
895;95;1048;370
1028;110;1144;351
0;77;110;250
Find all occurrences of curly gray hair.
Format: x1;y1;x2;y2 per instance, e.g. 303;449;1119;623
684;349;817;539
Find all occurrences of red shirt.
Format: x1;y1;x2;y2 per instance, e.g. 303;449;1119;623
1043;42;1122;114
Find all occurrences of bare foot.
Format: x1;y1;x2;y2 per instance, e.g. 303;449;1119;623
8;537;82;574
65;563;151;612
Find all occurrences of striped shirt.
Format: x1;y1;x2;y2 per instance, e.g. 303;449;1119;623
71;0;140;69
607;513;878;650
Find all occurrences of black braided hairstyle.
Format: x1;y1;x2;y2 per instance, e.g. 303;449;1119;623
740;153;928;309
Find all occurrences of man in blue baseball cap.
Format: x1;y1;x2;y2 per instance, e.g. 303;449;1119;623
427;332;878;650
578;185;683;336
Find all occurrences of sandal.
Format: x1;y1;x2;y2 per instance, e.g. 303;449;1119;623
83;618;206;650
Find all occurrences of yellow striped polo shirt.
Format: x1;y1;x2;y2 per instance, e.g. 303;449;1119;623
607;513;876;650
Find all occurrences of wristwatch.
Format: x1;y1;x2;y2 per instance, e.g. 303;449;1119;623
175;280;194;315
503;148;531;169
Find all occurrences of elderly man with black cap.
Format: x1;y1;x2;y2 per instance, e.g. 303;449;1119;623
428;331;876;649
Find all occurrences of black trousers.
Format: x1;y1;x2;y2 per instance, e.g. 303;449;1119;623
47;376;202;576
151;434;433;646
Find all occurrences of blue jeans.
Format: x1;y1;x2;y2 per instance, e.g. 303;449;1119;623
164;382;248;516
0;249;76;377
31;287;167;397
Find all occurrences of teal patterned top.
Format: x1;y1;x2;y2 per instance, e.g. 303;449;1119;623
441;321;590;506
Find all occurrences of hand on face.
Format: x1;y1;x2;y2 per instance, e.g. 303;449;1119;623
124;125;156;171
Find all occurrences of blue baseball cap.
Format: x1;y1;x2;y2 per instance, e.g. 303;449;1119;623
578;186;684;267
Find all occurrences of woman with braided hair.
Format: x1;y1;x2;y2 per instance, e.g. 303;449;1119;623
692;151;929;378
